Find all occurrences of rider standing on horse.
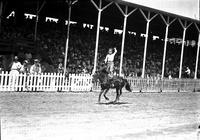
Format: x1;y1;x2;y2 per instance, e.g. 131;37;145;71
104;48;117;76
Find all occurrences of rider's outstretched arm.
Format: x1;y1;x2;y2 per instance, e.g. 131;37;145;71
113;48;117;55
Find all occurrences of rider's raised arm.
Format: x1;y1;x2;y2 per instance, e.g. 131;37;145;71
113;48;117;55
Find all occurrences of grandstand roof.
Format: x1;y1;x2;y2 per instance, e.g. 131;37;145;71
3;0;200;38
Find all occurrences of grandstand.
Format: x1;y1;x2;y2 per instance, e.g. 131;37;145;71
0;0;199;78
1;1;200;140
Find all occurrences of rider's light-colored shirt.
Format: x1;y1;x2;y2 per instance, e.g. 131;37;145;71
104;49;117;62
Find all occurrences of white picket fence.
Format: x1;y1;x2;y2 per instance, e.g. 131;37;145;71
126;77;200;92
0;72;92;92
1;71;200;92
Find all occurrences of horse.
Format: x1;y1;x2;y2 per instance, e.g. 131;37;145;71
92;68;132;103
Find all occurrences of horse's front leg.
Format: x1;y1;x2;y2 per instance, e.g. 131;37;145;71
118;89;122;101
103;88;109;101
114;88;119;103
98;89;104;103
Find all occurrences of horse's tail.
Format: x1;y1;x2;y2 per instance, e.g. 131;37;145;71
124;79;132;92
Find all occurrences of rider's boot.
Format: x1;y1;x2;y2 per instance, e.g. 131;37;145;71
109;72;115;87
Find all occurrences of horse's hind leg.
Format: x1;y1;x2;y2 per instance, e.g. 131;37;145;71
103;88;109;101
98;89;104;103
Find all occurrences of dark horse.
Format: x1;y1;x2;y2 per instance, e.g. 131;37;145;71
92;68;132;103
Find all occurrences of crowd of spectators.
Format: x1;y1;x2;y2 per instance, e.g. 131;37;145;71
0;16;198;79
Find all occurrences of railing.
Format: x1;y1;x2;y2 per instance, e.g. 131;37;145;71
127;77;200;92
0;72;92;92
0;71;200;92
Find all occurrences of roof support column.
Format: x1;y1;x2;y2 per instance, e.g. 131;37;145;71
64;0;78;75
178;20;192;78
140;10;157;78
115;4;137;76
34;0;46;42
160;16;176;79
179;27;186;79
194;23;200;79
120;13;127;76
162;24;169;78
91;0;113;74
142;19;150;78
0;1;3;34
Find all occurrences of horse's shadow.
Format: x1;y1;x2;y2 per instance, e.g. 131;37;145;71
97;101;130;105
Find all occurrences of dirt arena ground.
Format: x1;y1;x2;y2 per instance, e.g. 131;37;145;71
1;91;200;140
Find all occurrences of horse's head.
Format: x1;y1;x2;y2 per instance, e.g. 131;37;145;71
101;67;109;75
92;72;100;83
92;69;108;84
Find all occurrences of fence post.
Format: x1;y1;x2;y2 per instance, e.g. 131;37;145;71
0;71;3;91
18;73;23;91
62;73;66;91
69;74;72;91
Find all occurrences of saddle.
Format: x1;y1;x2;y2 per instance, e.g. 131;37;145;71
108;75;121;87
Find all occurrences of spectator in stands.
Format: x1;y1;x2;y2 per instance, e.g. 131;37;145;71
1;17;198;78
57;62;64;73
82;66;88;74
25;51;32;61
0;56;4;73
20;60;29;74
0;63;3;73
30;59;42;74
185;67;191;78
168;71;172;80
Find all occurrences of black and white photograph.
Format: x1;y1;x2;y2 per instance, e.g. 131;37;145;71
0;0;200;139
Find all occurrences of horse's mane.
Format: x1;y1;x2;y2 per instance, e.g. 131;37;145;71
100;67;109;75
